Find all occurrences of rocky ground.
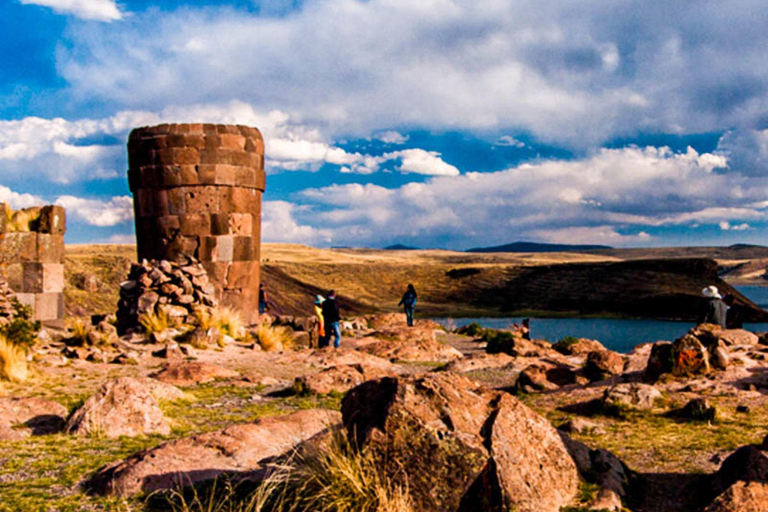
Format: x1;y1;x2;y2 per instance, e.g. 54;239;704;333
2;312;768;511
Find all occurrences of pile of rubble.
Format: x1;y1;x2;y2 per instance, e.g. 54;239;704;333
116;257;218;334
0;275;17;327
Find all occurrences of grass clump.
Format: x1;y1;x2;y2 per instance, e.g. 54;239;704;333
140;309;170;335
553;336;580;354
255;324;293;352
158;434;413;512
456;322;485;338
0;333;28;382
66;317;93;346
0;300;40;349
211;306;245;340
483;329;517;355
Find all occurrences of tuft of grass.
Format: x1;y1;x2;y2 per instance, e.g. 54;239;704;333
552;336;580;354
66;317;93;346
0;300;40;349
211;306;245;340
140;309;170;335
157;433;413;512
254;324;293;352
0;333;28;382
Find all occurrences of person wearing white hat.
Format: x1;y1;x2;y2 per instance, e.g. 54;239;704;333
314;295;326;347
700;285;728;327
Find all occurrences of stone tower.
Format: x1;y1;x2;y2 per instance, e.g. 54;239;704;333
127;124;265;324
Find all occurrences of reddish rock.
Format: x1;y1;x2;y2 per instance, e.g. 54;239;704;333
0;397;67;440
584;350;625;381
672;334;710;376
152;362;240;386
66;377;171;438
341;373;579;512
294;363;397;395
84;409;340;496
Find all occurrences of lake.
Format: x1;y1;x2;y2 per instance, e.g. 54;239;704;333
432;285;768;354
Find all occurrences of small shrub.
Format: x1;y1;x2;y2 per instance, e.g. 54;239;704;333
0;300;40;348
140;310;170;335
457;322;485;338
255;324;294;352
484;330;516;355
0;334;28;382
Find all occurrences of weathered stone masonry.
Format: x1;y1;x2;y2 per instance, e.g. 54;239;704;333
128;124;265;324
0;204;66;322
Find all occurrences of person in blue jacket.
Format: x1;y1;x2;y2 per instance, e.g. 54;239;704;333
398;284;418;327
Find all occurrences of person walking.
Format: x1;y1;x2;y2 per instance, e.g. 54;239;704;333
258;283;269;314
314;295;327;348
701;285;728;328
398;284;418;327
321;290;342;349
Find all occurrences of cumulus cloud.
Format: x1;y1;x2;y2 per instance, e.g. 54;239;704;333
0;185;44;209
719;221;750;231
20;0;123;21
55;195;133;226
261;201;332;244
288;146;768;248
54;0;768;146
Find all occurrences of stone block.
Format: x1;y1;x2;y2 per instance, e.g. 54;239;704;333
3;232;38;262
4;263;23;291
233;166;256;188
179;165;199;185
0;203;6;234
135;189;155;217
210;213;252;236
226;261;258;289
38;205;66;234
37;234;65;263
15;293;35;311
140;166;161;188
214;165;237;186
184;134;205;149
154;216;180;238
197;164;217;185
254;169;266;191
23;263;64;293
232;236;253;261
184;187;219;213
165;134;187;148
201;261;230;284
218;133;246;150
153;148;176;166
167;188;186;215
174;147;199;165
216;235;234;262
159;165;183;187
179;214;211;236
34;292;64;321
152;189;170;217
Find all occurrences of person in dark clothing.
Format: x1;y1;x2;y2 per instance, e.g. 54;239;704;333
398;284;418;327
258;283;269;314
723;294;744;329
321;290;342;348
701;285;728;328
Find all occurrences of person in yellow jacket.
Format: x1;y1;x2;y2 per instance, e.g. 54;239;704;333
314;295;326;347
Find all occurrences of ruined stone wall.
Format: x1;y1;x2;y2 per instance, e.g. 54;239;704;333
0;204;66;322
127;124;265;324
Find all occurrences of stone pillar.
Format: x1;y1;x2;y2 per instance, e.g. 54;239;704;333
0;204;66;323
127;124;265;324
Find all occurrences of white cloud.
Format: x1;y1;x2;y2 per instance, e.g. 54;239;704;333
55;0;768;146
389;149;460;176
20;0;123;21
55;195;133;226
287;146;768;247
0;185;45;209
719;221;750;231
375;131;409;144
261;201;332;244
495;135;526;148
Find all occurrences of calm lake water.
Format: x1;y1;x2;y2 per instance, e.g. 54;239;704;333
433;285;768;354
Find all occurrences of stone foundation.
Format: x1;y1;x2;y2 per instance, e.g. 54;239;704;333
128;124;265;325
0;204;66;322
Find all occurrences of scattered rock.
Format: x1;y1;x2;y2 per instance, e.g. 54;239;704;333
442;352;516;373
672;334;710;376
644;341;673;381
84;409;341;496
341;373;579;512
679;398;718;421
294;363;398;395
558;418;604;435
737;404;751;414
710;341;731;370
66;377;171;438
603;383;661;412
704;481;768;512
718;329;760;347
152;362;240;386
553;337;606;355
0;397;67;440
361;336;463;362
560;435;630;511
584;350;625;381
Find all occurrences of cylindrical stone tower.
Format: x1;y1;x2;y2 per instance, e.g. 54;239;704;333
127;123;265;324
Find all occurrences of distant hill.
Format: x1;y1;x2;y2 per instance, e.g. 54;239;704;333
467;241;613;253
384;244;420;250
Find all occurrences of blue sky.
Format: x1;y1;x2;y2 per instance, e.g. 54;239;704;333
2;0;768;249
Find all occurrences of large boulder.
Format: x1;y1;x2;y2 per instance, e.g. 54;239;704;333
84;409;341;497
704;481;768;512
584;350;625;382
643;341;673;381
560;435;630;511
553;337;606;356
341;373;579;512
718;329;759;347
706;443;768;511
603;383;661;412
152;362;240;386
66;377;172;438
0;397;68;440
294;363;398;395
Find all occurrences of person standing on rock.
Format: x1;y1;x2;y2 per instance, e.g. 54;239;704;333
314;295;327;348
701;285;728;328
398;284;418;327
258;284;269;314
322;290;342;348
